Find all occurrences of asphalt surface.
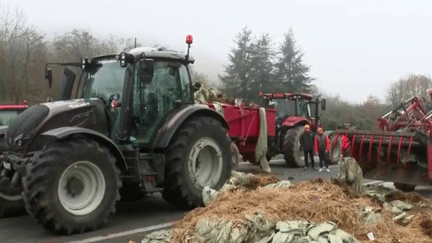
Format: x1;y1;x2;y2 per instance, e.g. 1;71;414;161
0;158;431;243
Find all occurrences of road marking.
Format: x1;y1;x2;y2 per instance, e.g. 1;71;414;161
66;222;173;243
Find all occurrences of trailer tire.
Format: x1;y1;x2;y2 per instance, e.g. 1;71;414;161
22;138;121;234
283;126;305;167
162;117;232;208
394;183;416;192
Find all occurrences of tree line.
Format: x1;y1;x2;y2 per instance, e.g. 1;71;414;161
1;4;431;131
220;26;315;104
220;27;431;130
0;4;146;105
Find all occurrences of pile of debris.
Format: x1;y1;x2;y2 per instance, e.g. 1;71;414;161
142;161;432;243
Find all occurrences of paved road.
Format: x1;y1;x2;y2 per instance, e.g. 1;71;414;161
0;159;430;243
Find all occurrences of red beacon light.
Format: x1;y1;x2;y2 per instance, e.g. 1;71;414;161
186;35;193;45
185;35;193;62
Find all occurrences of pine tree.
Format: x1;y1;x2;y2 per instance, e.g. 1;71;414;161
219;26;253;101
248;32;275;103
220;28;276;103
274;28;314;93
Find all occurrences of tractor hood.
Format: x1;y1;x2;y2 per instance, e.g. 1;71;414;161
6;98;108;153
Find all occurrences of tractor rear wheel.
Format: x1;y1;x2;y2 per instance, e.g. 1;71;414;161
283;126;305;167
22;138;121;234
162;117;232;208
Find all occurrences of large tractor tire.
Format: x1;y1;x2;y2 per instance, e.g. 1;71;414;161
22;138;121;234
327;132;342;164
0;166;26;218
283;126;305;167
162;117;232;208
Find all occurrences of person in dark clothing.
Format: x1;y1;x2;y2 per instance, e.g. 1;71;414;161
314;126;331;172
300;124;315;170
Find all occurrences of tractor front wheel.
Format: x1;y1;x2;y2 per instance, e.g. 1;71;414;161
163;117;232;208
283;126;305;167
22;138;121;234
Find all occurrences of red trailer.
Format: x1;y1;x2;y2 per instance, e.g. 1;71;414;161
207;103;276;164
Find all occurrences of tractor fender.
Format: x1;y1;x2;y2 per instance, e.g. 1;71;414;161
40;126;127;172
282;116;309;129
152;104;229;149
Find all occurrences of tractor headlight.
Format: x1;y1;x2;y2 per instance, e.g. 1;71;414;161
14;134;24;147
118;52;135;68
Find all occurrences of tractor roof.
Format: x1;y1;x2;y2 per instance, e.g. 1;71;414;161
129;47;195;64
260;92;313;100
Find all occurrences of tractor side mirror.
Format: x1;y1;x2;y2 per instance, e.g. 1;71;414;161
138;59;154;85
321;99;326;110
45;69;53;88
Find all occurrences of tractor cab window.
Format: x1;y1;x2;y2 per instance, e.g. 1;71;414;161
80;58;125;138
275;99;311;119
131;60;183;144
179;65;193;103
298;100;311;118
275;99;296;118
82;59;125;101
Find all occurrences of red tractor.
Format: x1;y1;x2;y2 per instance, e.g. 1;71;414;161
260;92;339;167
334;96;432;191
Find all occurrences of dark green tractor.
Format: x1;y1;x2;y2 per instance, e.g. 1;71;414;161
0;37;232;234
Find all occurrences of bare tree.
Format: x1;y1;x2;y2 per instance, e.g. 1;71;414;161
0;3;47;103
386;74;432;107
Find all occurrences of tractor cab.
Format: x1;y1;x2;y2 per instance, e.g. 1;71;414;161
260;92;327;167
42;43;195;147
260;92;325;132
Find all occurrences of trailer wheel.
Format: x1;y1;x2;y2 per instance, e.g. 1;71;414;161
163;117;232;208
22;138;121;234
394;183;416;192
283;126;305;167
0;169;26;218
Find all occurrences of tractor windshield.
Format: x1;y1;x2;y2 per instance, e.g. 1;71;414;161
82;58;125;101
275;99;311;118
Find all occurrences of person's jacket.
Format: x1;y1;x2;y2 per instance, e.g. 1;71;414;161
300;132;314;151
314;133;330;153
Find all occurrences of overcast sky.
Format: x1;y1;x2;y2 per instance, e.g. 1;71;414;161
4;0;432;104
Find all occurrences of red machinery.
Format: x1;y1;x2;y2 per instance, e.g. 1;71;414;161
0;100;28;129
207;103;276;163
334;96;432;191
259;92;334;167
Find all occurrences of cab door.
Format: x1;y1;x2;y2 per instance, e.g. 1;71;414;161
132;60;187;144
